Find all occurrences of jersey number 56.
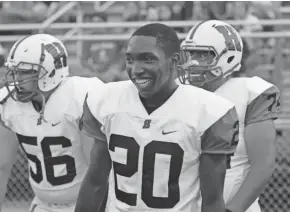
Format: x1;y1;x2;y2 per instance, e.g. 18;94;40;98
17;134;77;186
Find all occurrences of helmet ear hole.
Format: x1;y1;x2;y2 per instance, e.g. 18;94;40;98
48;69;56;78
227;56;235;64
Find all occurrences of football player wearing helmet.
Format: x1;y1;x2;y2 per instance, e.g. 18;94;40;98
75;23;239;212
0;34;105;212
178;20;280;212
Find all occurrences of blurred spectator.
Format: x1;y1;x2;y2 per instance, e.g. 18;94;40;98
158;5;172;21
0;1;64;36
234;2;262;31
171;3;183;20
123;2;141;21
171;3;185;32
207;1;232;20
233;2;262;51
252;2;279;47
32;1;59;19
146;6;159;21
252;1;277;20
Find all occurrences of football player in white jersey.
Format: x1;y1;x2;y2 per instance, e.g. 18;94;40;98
75;23;239;212
0;34;105;212
178;20;280;212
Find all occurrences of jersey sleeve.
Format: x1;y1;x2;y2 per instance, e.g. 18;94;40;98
198;92;239;155
71;76;105;118
79;80;125;141
245;77;280;125
80;93;106;142
79;94;106;141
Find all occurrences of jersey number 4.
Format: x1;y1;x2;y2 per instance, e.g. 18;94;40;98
17;134;76;186
109;134;184;209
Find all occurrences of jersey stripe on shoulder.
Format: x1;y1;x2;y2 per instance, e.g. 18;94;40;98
245;77;280;125
247;76;277;104
191;87;239;154
80;93;106;141
201;106;239;154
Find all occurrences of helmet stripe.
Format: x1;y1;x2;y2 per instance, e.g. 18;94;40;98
188;20;210;40
10;35;31;59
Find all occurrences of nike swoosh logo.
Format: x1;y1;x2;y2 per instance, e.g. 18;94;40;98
162;130;177;135
51;122;61;127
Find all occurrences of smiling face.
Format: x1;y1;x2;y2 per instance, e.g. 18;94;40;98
126;36;174;99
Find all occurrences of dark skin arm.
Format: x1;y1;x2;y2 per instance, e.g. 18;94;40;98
226;120;276;212
0;127;18;209
200;153;227;212
199;105;238;212
74;139;111;212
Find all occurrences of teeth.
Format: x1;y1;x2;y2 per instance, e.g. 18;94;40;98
135;79;150;84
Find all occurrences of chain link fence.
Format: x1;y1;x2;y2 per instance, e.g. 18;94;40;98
4;147;33;211
259;131;290;212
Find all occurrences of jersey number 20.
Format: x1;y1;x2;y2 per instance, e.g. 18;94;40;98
17;134;76;186
109;134;184;209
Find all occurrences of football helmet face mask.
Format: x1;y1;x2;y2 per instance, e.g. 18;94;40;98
3;34;69;124
178;20;243;87
4;34;69;103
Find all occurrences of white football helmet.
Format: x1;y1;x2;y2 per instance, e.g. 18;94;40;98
4;33;69;102
178;20;243;86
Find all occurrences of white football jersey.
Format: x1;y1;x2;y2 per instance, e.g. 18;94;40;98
0;76;104;204
214;76;280;203
83;81;239;212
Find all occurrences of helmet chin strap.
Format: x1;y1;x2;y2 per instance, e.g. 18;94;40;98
15;88;37;103
15;87;47;125
34;90;47;125
0;83;47;125
15;42;47;125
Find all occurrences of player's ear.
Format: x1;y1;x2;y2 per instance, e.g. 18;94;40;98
170;52;180;67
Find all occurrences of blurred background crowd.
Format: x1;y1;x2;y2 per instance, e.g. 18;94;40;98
0;1;284;82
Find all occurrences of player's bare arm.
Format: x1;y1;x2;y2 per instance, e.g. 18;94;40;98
0;127;18;209
226;87;280;212
226;120;276;212
200;153;227;212
76;95;111;212
74;139;111;212
0;86;19;210
200;102;239;212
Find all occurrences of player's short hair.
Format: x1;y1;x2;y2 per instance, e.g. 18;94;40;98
131;23;180;58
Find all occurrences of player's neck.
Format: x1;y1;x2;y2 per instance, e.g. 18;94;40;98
31;91;53;112
140;81;178;114
203;77;229;92
31;82;61;112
